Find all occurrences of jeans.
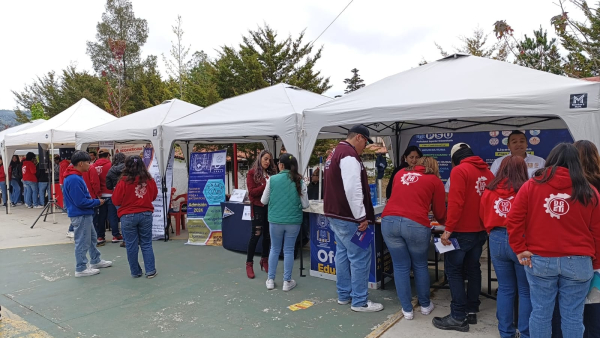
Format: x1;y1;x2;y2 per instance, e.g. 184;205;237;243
381;216;431;312
10;179;21;204
444;230;487;321
553;302;600;338
327;217;371;307
0;181;7;205
72;214;102;272
268;223;301;281
526;255;593;338
247;205;270;262
23;180;39;207
96;197;120;238
490;227;532;338
121;211;156;277
38;182;49;207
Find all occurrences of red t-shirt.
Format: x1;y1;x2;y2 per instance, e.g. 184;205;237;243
112;176;158;218
94;158;112;196
480;180;516;233
382;166;446;227
22;160;37;182
82;165;101;199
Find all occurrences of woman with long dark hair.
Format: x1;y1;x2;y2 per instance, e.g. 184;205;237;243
480;156;531;338
8;155;23;206
112;155;158;278
245;150;277;279
507;143;600;338
386;146;423;199
260;153;309;291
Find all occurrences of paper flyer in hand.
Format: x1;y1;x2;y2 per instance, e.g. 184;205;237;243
351;228;374;250
434;237;460;254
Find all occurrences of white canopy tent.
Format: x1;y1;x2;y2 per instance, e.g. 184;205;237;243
161;83;331;176
301;54;600;172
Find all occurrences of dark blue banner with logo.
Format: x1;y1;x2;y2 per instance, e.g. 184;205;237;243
409;129;574;183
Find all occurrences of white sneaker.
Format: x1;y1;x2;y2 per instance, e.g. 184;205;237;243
266;279;275;290
338;299;351;305
421;302;435;315
90;260;112;269
27;205;33;209
75;268;100;277
33;205;43;209
66;231;74;238
282;280;297;292
351;300;384;312
402;308;414;320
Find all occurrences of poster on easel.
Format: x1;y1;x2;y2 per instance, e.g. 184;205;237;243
186;150;226;246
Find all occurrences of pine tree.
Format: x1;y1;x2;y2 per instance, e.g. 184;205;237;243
343;68;365;93
162;15;191;100
516;28;563;75
436;28;508;61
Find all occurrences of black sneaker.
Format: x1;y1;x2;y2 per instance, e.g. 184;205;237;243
467;313;477;325
432;314;469;332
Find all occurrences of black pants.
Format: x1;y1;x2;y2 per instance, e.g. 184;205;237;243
246;205;270;262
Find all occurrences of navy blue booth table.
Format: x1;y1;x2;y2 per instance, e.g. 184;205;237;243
221;202;264;254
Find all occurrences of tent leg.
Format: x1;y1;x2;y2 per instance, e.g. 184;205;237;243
233;143;238;189
394;122;401;167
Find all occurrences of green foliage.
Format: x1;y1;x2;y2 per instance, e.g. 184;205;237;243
516;28;563;75
308;139;341;167
343;68;365;93
30;103;48;120
162;15;191;100
186;51;221;107
128;55;173;112
436;28;508;61
86;0;148;81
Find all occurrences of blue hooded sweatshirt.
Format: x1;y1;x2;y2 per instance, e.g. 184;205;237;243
63;166;100;217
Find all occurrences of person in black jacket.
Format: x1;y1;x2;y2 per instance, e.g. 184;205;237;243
9;155;23;206
36;156;50;207
105;152;127;247
385;146;423;199
307;168;323;200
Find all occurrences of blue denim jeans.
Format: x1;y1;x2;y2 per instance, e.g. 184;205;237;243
268;223;301;281
490;227;532;338
327;217;371;307
121;211;156;277
38;182;49;207
381;216;431;311
0;181;7;205
72;214;102;272
96;197;120;238
23;180;39;207
444;230;488;321
526;255;593;338
10;179;21;204
553;302;600;338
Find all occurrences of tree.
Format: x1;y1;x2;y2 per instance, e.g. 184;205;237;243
128;55;173;112
30;103;48;120
343;68;365;93
163;15;191;100
102;39;130;116
186;51;221;107
86;0;148;82
516;28;563;75
436;28;508;61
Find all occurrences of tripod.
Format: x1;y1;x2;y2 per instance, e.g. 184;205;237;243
31;199;66;229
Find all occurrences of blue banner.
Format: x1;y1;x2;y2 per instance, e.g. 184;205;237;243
409;129;574;183
186;150;227;245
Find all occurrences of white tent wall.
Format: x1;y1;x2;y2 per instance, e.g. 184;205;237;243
301;55;600;172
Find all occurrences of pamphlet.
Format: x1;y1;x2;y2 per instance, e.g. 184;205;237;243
434;237;460;254
229;189;248;203
351;228;374;250
242;206;252;220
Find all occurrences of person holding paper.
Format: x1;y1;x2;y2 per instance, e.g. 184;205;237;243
245;150;277;279
433;143;494;332
480;156;531;338
381;156;446;320
507;143;600;338
260;153;309;291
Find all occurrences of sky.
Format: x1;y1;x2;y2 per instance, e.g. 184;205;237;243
0;0;571;110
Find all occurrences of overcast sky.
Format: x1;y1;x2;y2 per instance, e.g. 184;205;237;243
0;0;569;110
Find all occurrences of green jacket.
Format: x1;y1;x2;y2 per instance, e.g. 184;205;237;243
260;170;309;225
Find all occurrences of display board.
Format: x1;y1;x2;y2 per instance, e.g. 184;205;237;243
410;129;574;183
186;150;226;246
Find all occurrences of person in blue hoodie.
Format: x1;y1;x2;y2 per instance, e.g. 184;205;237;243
63;151;112;277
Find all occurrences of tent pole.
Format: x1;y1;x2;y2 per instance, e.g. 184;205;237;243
51;133;56;223
185;141;190;174
395;122;401;167
233;143;238;189
4;146;9;214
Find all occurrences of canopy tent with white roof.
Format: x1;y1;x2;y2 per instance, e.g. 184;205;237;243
161;83;332;177
301;54;600;172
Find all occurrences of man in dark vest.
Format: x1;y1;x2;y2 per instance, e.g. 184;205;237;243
323;125;383;312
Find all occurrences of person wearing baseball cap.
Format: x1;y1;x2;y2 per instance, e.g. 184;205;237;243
323;124;383;312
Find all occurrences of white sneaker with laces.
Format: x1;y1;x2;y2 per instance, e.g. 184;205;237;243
66;231;74;238
75;268;100;277
351;300;384;312
421;302;435;315
402;308;414;320
266;279;275;290
90;260;112;269
337;299;351;305
282;280;297;292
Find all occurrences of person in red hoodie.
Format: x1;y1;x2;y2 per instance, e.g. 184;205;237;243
382;156;446;320
94;149;122;246
480;155;531;338
507;143;600;338
112;155;158;278
433;143;494;332
245;150;277;279
22;152;40;208
0;156;7;207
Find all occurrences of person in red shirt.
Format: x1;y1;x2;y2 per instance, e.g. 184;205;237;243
0;156;7;207
480;155;531;338
508;143;600;338
112;155;158;278
433;143;494;332
22;152;40;208
245;150;277;279
382;156;446;320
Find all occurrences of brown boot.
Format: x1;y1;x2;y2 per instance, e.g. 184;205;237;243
260;257;269;274
246;262;255;279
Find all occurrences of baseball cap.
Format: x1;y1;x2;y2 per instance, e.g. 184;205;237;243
349;125;374;144
450;143;470;158
98;149;110;155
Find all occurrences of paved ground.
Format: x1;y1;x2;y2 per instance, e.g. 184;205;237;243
0;207;501;337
